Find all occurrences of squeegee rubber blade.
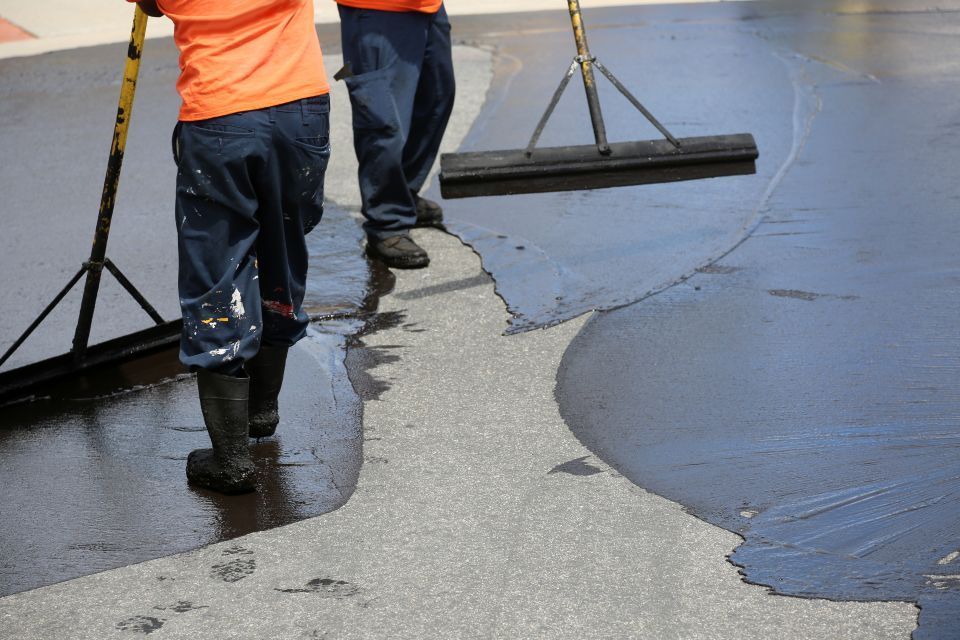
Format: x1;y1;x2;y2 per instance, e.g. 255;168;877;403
0;320;182;405
439;133;759;199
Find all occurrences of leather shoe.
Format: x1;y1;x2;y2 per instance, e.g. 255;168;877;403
414;195;444;229
366;234;430;269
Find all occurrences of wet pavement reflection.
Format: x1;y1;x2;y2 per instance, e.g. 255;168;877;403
2;3;959;635
0;206;369;597
439;2;795;333
552;2;960;638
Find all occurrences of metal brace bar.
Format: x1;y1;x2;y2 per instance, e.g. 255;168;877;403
592;59;681;148
0;265;87;369
103;259;165;326
526;59;580;157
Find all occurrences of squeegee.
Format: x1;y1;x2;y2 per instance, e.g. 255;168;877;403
439;0;759;199
0;6;182;405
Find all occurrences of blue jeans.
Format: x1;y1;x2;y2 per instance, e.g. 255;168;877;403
173;95;331;374
338;3;456;241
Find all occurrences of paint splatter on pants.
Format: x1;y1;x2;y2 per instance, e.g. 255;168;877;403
338;3;455;241
173;95;331;374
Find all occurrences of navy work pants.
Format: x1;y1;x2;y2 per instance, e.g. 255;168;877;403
338;3;455;241
173;95;331;374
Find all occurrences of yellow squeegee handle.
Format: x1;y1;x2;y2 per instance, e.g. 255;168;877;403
568;0;610;154
71;6;148;357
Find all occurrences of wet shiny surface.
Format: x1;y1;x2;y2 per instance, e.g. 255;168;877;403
0;207;368;597
553;2;960;638
0;27;379;595
1;4;958;634
441;2;796;332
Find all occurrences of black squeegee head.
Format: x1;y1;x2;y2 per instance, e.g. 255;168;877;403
439;133;758;199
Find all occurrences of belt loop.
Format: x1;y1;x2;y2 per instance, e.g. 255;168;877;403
300;98;308;125
269;105;277;123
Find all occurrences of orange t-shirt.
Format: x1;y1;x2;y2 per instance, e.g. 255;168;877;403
334;0;443;13
132;0;329;121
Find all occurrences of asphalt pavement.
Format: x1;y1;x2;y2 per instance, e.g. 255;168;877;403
0;229;916;639
0;34;491;599
2;0;956;638
431;2;960;637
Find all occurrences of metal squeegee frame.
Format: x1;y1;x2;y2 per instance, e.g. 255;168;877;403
525;0;683;158
0;6;171;375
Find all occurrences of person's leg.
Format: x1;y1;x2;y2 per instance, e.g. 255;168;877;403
175;110;269;493
338;5;432;267
176;114;266;375
188;369;253;494
403;4;456;203
247;95;331;438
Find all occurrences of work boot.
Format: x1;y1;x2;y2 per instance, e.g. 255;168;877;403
366;234;430;269
186;370;255;495
414;195;444;229
246;345;288;439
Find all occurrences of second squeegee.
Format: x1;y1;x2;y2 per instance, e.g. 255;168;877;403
439;0;759;199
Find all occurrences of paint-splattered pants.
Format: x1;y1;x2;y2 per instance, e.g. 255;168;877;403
338;3;455;241
174;95;331;374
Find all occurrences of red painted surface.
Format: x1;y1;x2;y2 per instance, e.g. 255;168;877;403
0;16;34;42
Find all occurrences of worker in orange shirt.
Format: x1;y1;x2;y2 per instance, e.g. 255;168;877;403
133;0;332;494
336;0;455;268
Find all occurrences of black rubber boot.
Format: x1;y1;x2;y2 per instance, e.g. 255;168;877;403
413;195;444;229
246;345;288;439
186;370;255;495
366;233;430;269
